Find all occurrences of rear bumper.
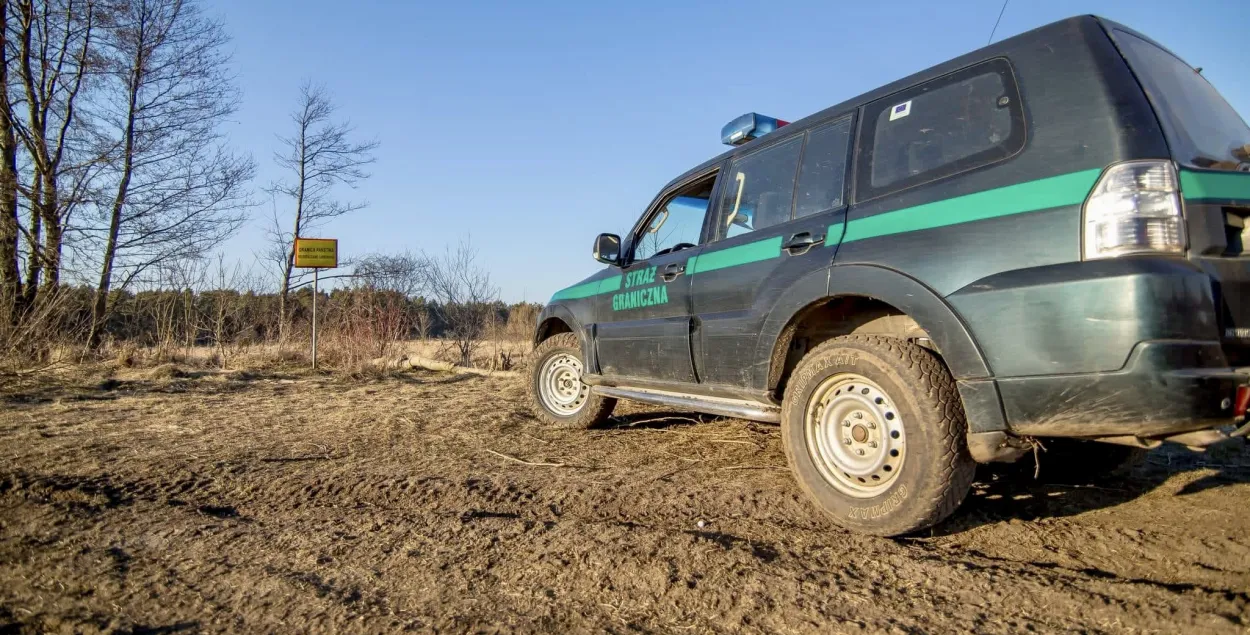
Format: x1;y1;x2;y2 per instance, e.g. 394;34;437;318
999;340;1246;438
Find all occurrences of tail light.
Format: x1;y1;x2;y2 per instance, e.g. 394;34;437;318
1083;160;1186;259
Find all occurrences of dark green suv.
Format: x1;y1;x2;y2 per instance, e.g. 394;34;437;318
527;15;1250;536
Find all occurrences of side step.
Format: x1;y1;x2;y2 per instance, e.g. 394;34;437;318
592;386;781;423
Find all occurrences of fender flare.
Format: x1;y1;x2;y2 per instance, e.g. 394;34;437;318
753;264;992;388
535;303;591;361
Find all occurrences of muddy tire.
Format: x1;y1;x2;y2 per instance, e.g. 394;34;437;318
1017;439;1147;483
781;335;975;536
527;333;615;429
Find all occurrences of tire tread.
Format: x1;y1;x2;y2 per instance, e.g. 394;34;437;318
782;335;975;535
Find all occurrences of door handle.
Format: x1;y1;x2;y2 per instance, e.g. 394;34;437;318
783;232;824;254
661;262;686;281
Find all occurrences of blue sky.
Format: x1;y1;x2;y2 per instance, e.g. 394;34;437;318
203;0;1249;302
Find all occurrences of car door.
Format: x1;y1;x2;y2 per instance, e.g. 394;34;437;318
594;169;722;383
690;117;854;387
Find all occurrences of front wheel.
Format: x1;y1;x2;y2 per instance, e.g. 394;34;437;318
527;333;615;429
781;335;975;536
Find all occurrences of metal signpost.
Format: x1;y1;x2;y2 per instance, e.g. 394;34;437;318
293;238;338;369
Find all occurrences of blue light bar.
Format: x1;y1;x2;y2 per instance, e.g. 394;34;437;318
721;113;790;146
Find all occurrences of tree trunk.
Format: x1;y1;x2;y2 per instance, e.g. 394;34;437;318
0;1;19;326
37;169;61;300
0;159;16;325
89;40;141;349
277;145;305;342
278;246;294;341
21;204;41;309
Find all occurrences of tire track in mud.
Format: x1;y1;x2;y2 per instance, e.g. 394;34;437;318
2;372;1250;633
239;465;1250;631
3;463;1245;634
6;459;1246;632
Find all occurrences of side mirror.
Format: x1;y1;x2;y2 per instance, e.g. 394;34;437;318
593;233;621;266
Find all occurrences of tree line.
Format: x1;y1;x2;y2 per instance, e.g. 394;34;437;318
5;243;536;368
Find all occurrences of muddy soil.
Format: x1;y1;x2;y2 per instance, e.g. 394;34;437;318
1;369;1248;633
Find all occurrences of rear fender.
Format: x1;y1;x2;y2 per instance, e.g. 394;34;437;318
755;264;1006;433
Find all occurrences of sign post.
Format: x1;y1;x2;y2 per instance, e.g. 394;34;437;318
293;238;338;369
313;267;318;369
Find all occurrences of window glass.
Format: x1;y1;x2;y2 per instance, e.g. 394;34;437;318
719;136;803;239
633;181;712;261
1114;30;1250;169
795;119;852;218
870;70;1014;189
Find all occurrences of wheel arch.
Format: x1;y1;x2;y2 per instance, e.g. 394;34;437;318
534;303;589;360
757;264;993;393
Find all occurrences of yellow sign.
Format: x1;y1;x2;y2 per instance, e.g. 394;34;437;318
293;238;338;268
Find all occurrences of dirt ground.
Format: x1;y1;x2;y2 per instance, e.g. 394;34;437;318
1;366;1248;634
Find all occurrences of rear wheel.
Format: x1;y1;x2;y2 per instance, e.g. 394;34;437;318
782;335;975;536
527;333;615;429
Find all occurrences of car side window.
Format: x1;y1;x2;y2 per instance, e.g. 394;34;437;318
718;136;803;240
795;118;853;218
857;58;1025;201
632;176;715;262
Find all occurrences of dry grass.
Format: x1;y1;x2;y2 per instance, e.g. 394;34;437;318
24;338;535;378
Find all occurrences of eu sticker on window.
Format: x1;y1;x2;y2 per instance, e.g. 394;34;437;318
889;100;912;121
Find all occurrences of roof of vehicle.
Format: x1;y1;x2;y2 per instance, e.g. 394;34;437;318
658;14;1112;194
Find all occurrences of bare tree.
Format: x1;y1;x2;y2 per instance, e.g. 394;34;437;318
10;0;98;308
425;238;498;366
267;81;377;339
412;301;431;341
85;0;253;347
0;0;99;327
199;252;254;367
352;251;426;296
138;253;204;359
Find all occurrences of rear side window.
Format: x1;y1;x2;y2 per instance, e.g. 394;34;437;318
718;136;803;239
857;58;1026;201
795;118;853;218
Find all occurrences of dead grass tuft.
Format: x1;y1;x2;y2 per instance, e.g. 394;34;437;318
223;369;258;382
147;363;187;380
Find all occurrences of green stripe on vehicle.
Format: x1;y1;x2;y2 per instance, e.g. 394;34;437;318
688;236;782;275
1180;169;1250;202
551;274;621;301
550;168;1105;301
841;168;1103;244
824;222;844;247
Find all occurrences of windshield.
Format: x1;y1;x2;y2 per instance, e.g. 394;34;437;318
1113;29;1250;170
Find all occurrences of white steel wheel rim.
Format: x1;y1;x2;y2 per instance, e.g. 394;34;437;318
539;352;589;416
804;373;906;498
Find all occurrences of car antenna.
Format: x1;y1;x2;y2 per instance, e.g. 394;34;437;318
987;0;1010;45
